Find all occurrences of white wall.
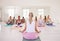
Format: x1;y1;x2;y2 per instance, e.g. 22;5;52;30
0;0;60;23
0;8;2;21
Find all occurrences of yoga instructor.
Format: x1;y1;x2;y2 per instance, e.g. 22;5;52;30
20;12;41;41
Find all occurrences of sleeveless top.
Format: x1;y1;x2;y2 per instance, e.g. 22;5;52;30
23;20;39;39
38;19;44;27
38;19;44;24
25;20;35;32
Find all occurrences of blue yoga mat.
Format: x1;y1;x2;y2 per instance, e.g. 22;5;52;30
4;24;13;27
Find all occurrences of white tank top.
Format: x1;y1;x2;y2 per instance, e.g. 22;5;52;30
25;20;35;32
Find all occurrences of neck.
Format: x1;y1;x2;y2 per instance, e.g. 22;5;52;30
29;18;32;20
29;17;33;24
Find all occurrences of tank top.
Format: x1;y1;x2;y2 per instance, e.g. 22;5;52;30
39;19;44;24
25;20;35;32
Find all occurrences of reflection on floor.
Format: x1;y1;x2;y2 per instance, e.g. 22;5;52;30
0;23;60;41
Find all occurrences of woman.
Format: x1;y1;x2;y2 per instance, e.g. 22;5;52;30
21;17;25;23
16;16;21;25
7;16;13;25
19;12;41;41
38;15;45;27
46;15;53;25
43;16;47;23
12;17;16;24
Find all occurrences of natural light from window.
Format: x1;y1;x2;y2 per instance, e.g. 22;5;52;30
38;9;44;18
23;9;29;19
8;8;14;17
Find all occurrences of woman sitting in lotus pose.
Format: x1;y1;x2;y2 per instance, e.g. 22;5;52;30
21;12;41;41
7;16;13;25
38;15;45;27
46;15;53;25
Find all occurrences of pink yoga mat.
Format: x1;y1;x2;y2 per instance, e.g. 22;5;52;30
23;32;39;39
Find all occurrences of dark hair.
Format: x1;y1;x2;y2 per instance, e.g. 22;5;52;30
18;16;20;17
44;16;47;22
35;16;37;21
44;16;46;19
13;17;15;18
23;17;24;18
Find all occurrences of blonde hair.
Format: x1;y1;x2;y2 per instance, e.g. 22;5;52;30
29;12;33;17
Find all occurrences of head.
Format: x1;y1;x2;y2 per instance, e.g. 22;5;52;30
40;15;42;19
44;16;47;22
29;12;33;19
9;16;12;19
22;17;24;19
47;15;50;18
18;16;20;19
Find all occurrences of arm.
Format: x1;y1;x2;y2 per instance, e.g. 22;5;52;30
35;21;41;33
19;22;26;33
16;20;17;24
11;22;26;33
50;18;53;23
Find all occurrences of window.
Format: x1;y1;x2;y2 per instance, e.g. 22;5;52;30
8;8;14;17
23;9;29;19
38;9;44;18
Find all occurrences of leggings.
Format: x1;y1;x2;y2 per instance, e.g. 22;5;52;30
23;37;41;41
